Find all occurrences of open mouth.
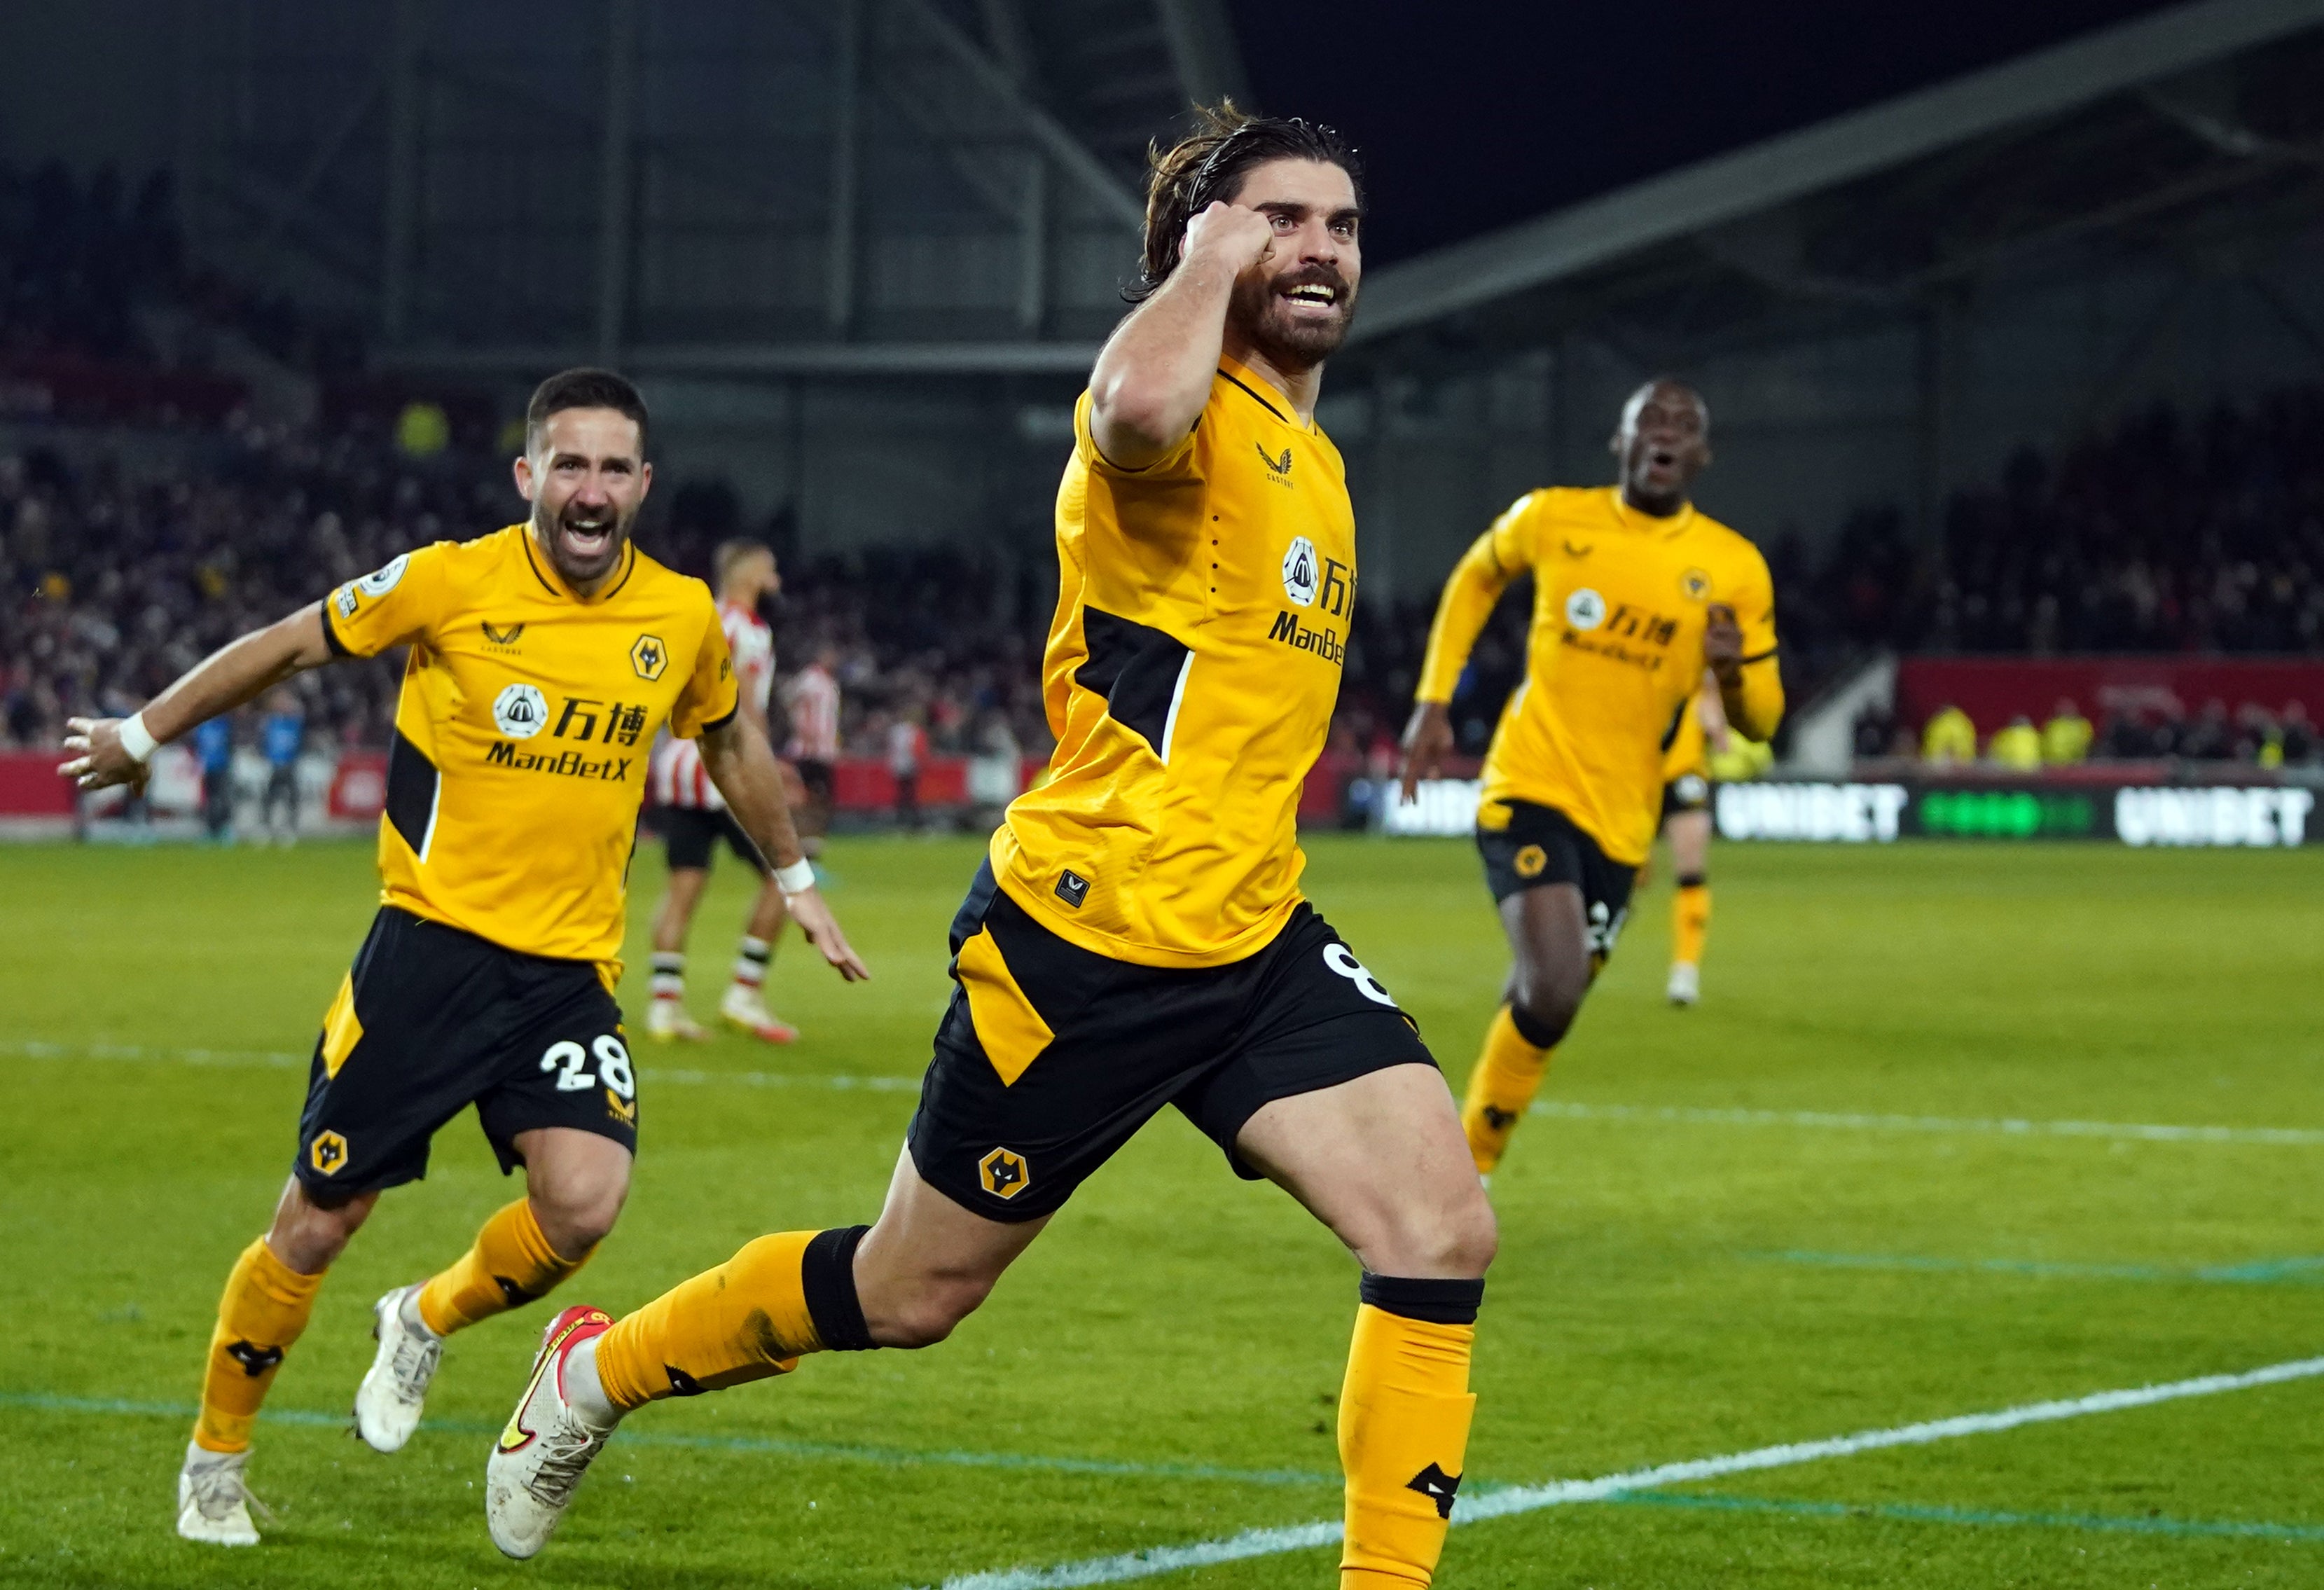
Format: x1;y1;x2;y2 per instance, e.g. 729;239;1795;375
1282;282;1339;313
1647;447;1677;471
559;514;617;562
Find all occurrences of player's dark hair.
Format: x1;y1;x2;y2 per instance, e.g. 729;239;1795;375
526;367;650;457
1128;100;1364;303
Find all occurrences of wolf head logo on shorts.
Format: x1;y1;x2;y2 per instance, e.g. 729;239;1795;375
493;683;548;739
310;1130;349;1175
978;1147;1030;1200
1514;843;1547;879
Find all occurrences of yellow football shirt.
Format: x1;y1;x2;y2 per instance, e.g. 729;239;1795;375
990;357;1356;967
323;525;738;964
1417;487;1780;868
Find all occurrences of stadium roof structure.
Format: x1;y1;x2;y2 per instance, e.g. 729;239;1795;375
1343;0;2324;378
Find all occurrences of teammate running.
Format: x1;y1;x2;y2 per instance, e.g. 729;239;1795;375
60;368;866;1547
1656;670;1726;1006
1399;380;1783;1178
643;539;801;1044
482;105;1496;1590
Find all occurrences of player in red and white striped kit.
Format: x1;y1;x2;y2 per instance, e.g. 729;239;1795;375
644;541;798;1044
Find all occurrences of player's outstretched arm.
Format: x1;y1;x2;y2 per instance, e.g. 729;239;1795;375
1088;200;1273;470
699;712;869;982
59;602;336;791
1397;530;1518;798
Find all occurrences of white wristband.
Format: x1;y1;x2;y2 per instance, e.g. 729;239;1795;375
773;859;817;897
116;712;159;764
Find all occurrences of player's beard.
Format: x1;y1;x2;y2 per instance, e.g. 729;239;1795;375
1231;264;1357;373
539;498;633;589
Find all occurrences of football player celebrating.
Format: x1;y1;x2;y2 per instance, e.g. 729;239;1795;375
482;106;1495;1590
1398;380;1783;1177
61;369;866;1547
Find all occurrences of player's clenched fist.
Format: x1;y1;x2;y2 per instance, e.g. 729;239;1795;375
1702;602;1744;680
58;717;148;792
1181;200;1275;275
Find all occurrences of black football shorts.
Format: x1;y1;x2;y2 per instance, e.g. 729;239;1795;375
292;908;639;1197
1474;798;1635;968
658;805;768;874
906;861;1437;1222
1659;772;1711;825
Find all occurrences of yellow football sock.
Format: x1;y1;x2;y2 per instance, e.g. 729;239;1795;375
595;1226;875;1409
193;1238;325;1453
1460;1005;1551;1175
1339;1286;1480;1589
1673;881;1711;969
416;1198;590;1337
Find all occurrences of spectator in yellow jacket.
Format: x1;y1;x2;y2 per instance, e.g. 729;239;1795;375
1988;715;2042;770
2042;699;2093;765
1922;705;1977;764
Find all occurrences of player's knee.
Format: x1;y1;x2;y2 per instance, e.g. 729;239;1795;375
531;1182;626;1258
876;1273;994;1349
1367;1188;1497;1280
275;1187;374;1272
1508;977;1582;1047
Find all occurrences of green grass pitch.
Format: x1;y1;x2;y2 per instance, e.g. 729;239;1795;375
4;833;2322;1588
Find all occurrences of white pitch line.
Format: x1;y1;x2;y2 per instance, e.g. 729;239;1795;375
932;1353;2324;1590
1533;1099;2324;1147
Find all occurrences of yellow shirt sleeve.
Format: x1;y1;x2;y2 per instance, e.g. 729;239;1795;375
321;544;452;658
669;602;740;739
1721;546;1784;741
1074;388;1200;481
1415;492;1537;704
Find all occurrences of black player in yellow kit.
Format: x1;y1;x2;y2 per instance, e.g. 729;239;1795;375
481;106;1495;1590
1399;381;1783;1177
61;369;865;1547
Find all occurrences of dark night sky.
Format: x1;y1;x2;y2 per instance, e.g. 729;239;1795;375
1228;1;2182;263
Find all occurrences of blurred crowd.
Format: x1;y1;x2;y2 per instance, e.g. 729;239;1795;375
1851;695;2319;770
8;159;2324;780
1776;387;2324;658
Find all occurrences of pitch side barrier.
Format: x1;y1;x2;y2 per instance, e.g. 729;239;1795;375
1367;777;2318;848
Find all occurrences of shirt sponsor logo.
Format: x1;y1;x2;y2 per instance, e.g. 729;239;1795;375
485;741;634;781
1268;609;1346;665
1282;536;1320;607
493;683;549;739
356;553;410;597
334;586;359;618
1565;587;1606;630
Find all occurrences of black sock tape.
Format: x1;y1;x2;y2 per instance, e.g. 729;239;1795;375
1360;1273;1484;1326
1676;873;1708;890
801;1224;876;1351
1506;1002;1561;1049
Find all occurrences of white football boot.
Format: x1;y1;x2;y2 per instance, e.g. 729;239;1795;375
353;1284;443;1453
1666;962;1701;1006
175;1442;264;1546
485;1304;618;1559
644;997;711;1042
719;984;799;1044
